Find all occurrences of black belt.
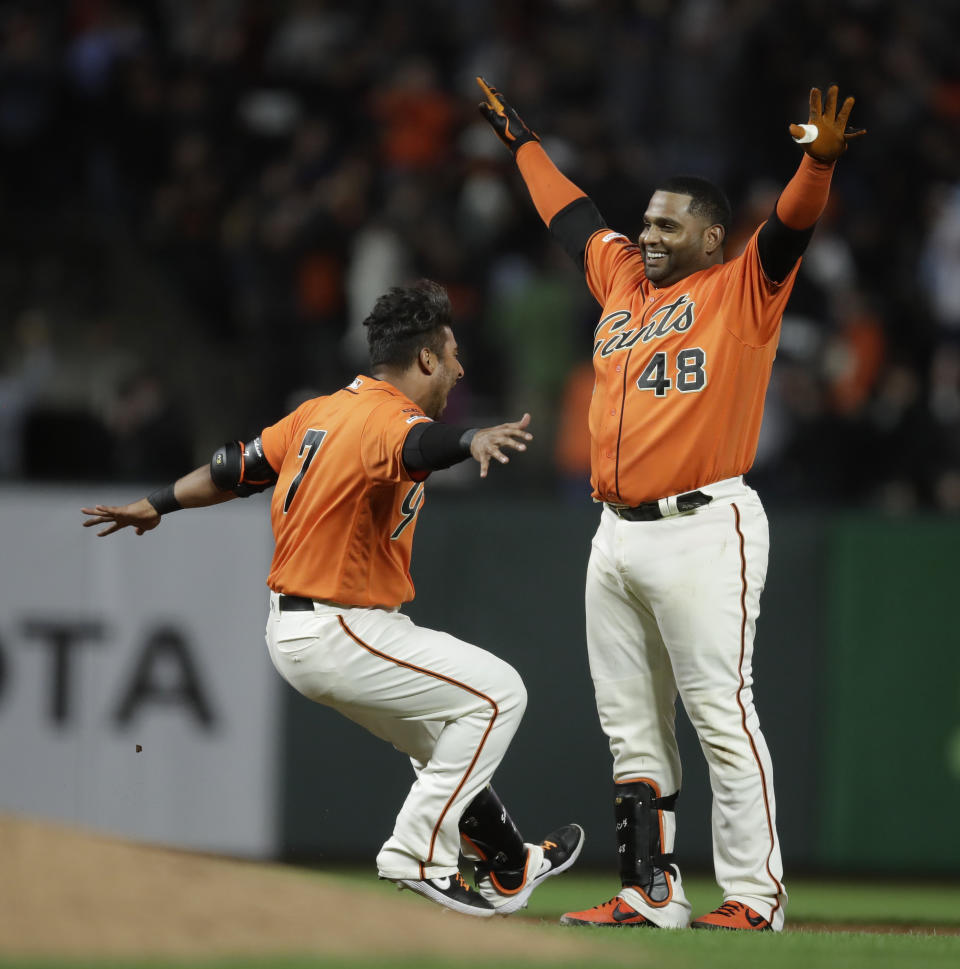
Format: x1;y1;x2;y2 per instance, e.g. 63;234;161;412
609;490;713;522
278;594;315;612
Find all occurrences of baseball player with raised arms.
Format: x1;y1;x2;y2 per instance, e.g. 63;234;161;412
82;280;584;917
477;80;863;930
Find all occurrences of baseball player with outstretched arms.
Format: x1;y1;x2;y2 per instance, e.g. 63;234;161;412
478;80;863;931
82;280;584;918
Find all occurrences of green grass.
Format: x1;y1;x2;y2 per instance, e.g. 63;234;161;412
4;871;959;969
323;866;960;928
517;873;960;969
520;870;960;928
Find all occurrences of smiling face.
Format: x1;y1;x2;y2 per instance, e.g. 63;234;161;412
639;191;724;287
422;325;464;419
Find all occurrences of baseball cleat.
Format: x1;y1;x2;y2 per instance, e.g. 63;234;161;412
690;900;772;931
560;893;657;927
395;871;496;917
475;823;585;915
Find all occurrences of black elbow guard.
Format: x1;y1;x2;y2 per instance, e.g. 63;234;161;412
211;440;243;491
211;438;278;497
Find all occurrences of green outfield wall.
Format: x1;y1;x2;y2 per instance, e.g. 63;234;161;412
821;517;960;871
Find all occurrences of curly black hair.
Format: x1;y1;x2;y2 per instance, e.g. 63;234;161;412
363;280;453;370
655;176;732;234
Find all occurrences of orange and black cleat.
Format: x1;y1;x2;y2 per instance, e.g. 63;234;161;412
690;900;772;931
560;894;657;927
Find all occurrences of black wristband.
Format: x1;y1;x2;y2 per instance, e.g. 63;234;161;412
146;483;182;516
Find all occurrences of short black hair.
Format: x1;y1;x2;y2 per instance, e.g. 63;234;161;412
656;176;731;233
363;279;453;369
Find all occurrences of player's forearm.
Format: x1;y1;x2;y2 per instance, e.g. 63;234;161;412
147;465;236;516
176;465;237;506
775;154;835;230
515;143;606;269
515;142;588;225
756;155;836;284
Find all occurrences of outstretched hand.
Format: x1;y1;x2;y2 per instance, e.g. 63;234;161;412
470;412;533;478
789;85;865;163
476;76;540;154
81;498;160;537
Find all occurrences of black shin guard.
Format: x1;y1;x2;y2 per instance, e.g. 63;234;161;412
615;780;678;904
459;786;526;869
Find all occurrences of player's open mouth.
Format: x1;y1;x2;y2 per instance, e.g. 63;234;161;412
645;251;667;261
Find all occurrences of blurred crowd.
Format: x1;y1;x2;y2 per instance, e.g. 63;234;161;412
0;0;958;510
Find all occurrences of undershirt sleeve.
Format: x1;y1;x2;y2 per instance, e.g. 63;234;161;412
402;421;476;472
515;141;590;225
775;153;835;229
756;154;835;283
756;211;816;285
549;196;608;271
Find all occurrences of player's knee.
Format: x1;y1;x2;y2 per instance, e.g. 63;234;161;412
497;666;527;719
682;687;738;728
515;676;528;715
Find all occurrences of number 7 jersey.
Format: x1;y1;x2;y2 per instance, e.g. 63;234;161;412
259;376;431;608
585;226;802;506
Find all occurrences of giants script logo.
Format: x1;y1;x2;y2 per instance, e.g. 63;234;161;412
593;295;696;358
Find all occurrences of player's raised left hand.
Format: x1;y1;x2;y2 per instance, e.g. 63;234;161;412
81;498;160;537
789;85;865;163
477;77;540;154
469;412;533;478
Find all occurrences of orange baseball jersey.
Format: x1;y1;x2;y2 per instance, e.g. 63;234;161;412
258;376;431;608
584;226;800;505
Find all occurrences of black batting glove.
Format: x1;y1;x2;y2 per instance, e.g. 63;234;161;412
476;76;540;154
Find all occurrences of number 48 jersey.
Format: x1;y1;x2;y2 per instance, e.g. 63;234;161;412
585;225;802;506
259;376;431;608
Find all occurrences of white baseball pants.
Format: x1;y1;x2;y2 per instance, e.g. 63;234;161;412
585;477;787;930
265;593;527;880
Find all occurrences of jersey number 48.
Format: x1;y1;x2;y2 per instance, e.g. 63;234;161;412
636;347;707;397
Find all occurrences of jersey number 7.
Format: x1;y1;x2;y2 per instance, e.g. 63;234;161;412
283;428;327;513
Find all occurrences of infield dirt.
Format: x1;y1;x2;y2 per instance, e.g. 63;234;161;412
0;814;604;962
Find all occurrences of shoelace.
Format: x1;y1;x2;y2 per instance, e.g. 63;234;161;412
542;840;557;850
714;901;744;919
454;871;472;891
595;896;624;910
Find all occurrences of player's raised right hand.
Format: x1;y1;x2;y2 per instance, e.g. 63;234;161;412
789;85;865;163
469;412;533;478
81;498;161;537
477;77;540;154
